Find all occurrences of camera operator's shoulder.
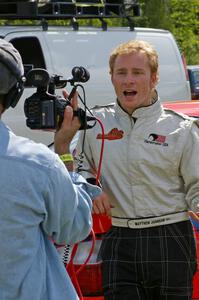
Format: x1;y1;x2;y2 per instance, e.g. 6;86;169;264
11;133;59;169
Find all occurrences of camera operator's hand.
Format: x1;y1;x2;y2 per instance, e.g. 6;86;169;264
54;91;80;156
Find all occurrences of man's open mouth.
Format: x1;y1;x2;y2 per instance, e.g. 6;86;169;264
123;90;137;96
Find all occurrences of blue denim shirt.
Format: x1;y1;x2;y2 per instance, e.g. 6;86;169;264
0;120;101;300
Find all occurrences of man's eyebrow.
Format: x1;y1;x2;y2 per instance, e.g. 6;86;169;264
115;67;126;71
131;67;144;71
115;67;144;71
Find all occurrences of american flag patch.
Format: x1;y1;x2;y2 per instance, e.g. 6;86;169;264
155;135;166;143
148;133;166;143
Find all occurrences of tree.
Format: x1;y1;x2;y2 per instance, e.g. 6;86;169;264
137;0;172;30
136;0;199;64
169;0;199;64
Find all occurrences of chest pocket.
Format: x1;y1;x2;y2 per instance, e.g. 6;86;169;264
128;130;182;184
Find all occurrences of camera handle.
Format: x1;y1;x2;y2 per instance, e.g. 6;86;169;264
73;109;96;130
67;85;77;102
66;84;96;130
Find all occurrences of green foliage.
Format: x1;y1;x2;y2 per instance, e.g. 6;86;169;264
137;0;172;30
136;0;199;64
169;0;199;65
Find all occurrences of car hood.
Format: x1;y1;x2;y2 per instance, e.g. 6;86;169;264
163;100;199;118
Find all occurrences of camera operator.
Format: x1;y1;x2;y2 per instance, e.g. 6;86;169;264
0;39;102;300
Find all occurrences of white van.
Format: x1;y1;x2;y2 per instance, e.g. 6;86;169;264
0;2;191;145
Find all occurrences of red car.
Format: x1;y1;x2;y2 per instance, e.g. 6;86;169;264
164;101;199;299
163;100;199;118
62;101;199;300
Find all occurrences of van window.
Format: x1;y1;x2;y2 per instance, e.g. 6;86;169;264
193;70;199;86
188;66;199;99
10;37;46;82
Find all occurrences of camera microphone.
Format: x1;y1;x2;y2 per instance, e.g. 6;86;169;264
71;66;90;83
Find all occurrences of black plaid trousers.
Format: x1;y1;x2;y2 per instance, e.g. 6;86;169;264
99;220;197;300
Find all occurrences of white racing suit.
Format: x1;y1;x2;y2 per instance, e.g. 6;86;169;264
75;98;199;299
76;98;199;221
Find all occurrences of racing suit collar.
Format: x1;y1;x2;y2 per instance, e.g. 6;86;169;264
115;93;163;120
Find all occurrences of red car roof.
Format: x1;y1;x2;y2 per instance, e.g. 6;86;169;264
163;100;199;117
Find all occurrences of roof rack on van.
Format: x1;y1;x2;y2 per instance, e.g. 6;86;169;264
0;1;140;20
0;1;141;31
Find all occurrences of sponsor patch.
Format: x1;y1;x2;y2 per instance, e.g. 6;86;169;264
97;128;124;140
144;133;168;146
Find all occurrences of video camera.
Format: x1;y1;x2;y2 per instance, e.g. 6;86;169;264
24;66;95;130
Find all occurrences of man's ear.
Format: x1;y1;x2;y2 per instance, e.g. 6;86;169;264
110;73;114;84
151;72;158;89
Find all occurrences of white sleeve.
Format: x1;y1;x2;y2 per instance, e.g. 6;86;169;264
180;121;199;212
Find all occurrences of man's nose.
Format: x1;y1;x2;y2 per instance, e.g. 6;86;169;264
124;73;136;83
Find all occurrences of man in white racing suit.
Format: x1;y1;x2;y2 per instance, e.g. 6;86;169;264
75;40;199;299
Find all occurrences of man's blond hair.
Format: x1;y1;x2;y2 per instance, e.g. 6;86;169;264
109;40;159;80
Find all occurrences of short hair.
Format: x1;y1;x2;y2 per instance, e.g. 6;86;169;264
109;40;159;80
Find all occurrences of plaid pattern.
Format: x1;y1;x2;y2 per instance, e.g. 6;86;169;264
99;221;197;300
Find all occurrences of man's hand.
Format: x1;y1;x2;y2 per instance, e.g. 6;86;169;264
54;91;80;155
92;192;113;217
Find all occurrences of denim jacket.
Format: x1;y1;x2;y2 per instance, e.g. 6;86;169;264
0;120;101;300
